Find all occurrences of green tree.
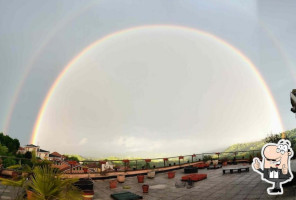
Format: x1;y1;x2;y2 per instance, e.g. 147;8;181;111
64;155;80;162
203;155;212;162
264;133;282;143
0;133;20;154
3;157;16;168
24;151;32;159
0;143;8;155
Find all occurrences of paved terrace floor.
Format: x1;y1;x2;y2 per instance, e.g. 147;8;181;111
93;164;296;200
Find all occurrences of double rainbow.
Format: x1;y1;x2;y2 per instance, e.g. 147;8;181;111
30;25;284;144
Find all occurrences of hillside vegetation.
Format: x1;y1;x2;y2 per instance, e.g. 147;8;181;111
221;128;296;160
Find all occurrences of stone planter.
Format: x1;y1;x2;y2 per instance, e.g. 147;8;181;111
117;174;125;183
147;171;155;178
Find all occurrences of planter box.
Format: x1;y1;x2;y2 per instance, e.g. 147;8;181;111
168;171;175;179
181;174;207;182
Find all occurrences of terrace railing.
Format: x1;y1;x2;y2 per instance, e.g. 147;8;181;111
75;149;261;174
0;149;261;175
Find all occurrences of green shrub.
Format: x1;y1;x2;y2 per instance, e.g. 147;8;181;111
3;157;16;168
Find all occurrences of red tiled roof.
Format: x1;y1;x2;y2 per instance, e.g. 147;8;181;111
51;152;62;157
18;147;25;150
67;161;78;165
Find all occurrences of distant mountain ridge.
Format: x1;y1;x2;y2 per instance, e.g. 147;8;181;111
67;129;296;161
223;128;296;154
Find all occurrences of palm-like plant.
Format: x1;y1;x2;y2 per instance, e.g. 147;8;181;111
28;166;82;200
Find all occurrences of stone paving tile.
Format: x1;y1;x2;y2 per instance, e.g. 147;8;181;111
93;164;296;200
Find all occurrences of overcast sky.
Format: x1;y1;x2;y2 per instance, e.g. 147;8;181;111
1;0;296;157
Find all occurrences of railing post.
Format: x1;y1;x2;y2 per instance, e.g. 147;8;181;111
136;160;137;170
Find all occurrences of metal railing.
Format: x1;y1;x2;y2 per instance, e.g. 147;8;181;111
0;149;261;174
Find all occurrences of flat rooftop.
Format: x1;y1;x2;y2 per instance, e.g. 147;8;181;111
0;164;295;199
93;164;296;200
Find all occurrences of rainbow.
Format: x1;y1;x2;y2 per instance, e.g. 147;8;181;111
2;1;98;135
30;24;284;144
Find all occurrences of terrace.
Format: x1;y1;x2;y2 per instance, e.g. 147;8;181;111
1;150;295;199
92;164;296;200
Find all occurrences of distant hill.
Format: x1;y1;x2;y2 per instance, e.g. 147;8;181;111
221;128;296;159
223;140;265;153
66;129;296;161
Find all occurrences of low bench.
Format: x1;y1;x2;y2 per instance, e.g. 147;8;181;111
184;166;198;174
223;167;249;174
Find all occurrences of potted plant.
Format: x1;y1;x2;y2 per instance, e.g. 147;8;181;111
0;165;82;200
137;174;144;183
26;188;34;200
82;190;94;200
221;157;228;166
109;179;117;189
28;166;82;199
142;184;149;193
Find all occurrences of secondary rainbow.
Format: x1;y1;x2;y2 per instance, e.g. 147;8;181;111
30;24;284;144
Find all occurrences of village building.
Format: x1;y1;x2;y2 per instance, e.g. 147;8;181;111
17;147;26;154
37;149;50;160
24;144;40;153
49;152;65;161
